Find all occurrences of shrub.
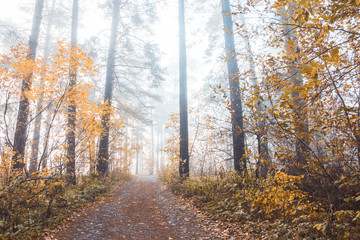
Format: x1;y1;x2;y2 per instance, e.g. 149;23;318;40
160;168;360;239
0;167;131;239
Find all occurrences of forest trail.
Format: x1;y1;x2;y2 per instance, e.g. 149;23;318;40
49;176;248;240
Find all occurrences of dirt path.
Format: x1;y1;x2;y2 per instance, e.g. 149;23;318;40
50;176;248;240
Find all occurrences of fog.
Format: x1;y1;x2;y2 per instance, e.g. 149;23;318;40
0;0;232;176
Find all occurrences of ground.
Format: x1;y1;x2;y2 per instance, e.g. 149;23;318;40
47;176;250;240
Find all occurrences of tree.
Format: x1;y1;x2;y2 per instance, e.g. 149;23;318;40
66;0;79;184
12;0;44;172
178;0;190;178
29;0;57;175
237;8;271;178
221;0;246;173
281;6;309;176
97;0;120;176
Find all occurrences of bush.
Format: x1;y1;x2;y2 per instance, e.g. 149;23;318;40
0;169;131;239
160;168;360;239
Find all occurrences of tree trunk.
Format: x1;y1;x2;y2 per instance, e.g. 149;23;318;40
221;0;246;173
38;107;53;170
29;0;57;175
160;125;164;168
239;11;270;177
178;0;190;178
150;118;155;175
156;123;160;173
12;0;44;172
135;121;140;175
124;126;128;170
66;0;79;185
282;9;309;175
97;0;120;176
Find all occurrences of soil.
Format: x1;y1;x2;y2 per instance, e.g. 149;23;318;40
48;176;250;240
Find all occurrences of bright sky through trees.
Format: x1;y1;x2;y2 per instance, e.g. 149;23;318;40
1;0;215;103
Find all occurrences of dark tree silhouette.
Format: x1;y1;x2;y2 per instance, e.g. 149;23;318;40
12;0;44;173
221;0;246;173
66;0;79;184
178;0;189;178
97;0;120;176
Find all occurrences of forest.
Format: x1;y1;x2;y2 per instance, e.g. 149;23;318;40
0;0;359;239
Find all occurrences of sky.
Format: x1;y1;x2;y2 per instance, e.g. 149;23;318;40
0;0;221;99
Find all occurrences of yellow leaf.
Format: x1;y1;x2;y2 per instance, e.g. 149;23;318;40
299;64;312;74
330;47;339;58
224;28;231;34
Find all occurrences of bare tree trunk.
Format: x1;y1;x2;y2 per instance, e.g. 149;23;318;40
12;0;44;172
156;123;160;174
135;121;139;175
30;0;57;174
282;10;309;175
97;0;120;177
239;12;270;177
66;0;79;184
38;108;53;170
221;0;246;173
150;118;155;175
178;0;190;178
124;126;128;170
160;125;164;168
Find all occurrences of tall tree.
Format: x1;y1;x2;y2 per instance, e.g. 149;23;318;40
12;0;44;172
150;116;155;175
178;0;190;178
239;10;270;177
135;121;140;175
29;0;57;174
221;0;246;173
97;0;120;176
66;0;79;184
281;7;309;175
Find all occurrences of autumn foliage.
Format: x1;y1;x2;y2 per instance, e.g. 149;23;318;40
0;42;131;238
160;0;360;238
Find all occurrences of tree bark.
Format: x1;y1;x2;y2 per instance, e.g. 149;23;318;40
221;0;246;173
282;9;309;175
124;126;128;170
239;11;270;177
97;0;120;176
150;117;155;175
29;0;57;174
12;0;44;172
156;123;160;173
178;0;190;178
38;107;53;170
66;0;79;184
160;125;164;168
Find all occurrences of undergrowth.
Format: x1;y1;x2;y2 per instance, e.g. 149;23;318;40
0;170;132;239
159;169;360;239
